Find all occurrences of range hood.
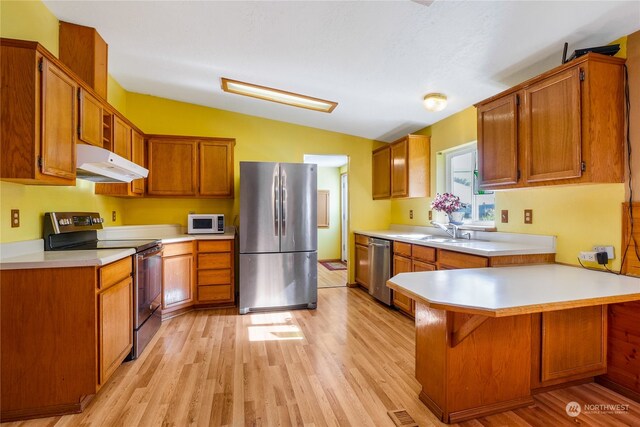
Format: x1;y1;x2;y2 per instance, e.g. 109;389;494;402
76;144;149;183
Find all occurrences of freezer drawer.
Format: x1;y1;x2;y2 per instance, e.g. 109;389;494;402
239;252;318;314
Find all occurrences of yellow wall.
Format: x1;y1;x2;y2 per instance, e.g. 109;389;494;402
0;0;59;55
108;76;127;114
317;167;342;260
122;93;390;281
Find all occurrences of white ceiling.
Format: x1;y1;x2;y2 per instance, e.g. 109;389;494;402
44;1;640;142
304;154;348;168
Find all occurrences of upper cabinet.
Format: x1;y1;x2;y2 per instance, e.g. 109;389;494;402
372;134;430;199
147;135;235;198
476;53;625;190
78;88;104;147
372;146;391;199
59;21;108;99
1;40;77;185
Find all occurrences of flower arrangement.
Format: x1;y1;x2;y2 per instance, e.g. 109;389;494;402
430;193;464;214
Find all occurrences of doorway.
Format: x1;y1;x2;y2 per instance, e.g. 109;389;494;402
303;154;349;288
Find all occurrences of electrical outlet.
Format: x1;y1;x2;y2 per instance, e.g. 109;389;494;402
428;210;433;221
593;245;615;260
11;209;20;228
524;209;533;224
409;210;414;219
501;210;508;223
112;211;117;222
579;251;597;262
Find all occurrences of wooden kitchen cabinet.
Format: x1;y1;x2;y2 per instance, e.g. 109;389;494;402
476;53;625;189
1;39;77;185
354;234;370;289
0;257;133;421
98;276;133;386
390;134;430;198
161;242;195;319
147;135;235;198
392;254;414;316
78;88;104;147
196;240;235;306
112;115;132;159
372;145;391;199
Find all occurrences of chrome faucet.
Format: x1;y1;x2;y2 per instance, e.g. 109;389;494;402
430;221;471;240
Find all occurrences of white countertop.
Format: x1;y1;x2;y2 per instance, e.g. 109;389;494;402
386;264;640;317
354;226;555;257
0;247;135;270
0;225;235;270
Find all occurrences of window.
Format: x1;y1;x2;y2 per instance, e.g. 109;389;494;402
444;143;495;223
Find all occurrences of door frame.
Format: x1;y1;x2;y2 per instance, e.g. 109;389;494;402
341;172;348;262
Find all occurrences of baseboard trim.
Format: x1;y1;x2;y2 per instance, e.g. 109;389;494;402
596;377;640;403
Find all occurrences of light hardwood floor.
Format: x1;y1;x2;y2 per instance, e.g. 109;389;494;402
6;288;640;427
318;262;347;288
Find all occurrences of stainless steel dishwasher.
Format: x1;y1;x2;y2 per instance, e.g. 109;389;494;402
368;237;392;305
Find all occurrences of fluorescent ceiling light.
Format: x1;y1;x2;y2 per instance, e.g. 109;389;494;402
221;78;337;113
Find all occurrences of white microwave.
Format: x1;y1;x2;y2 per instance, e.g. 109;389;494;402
187;214;225;234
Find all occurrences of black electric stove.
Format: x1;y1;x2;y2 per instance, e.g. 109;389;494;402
43;212;163;360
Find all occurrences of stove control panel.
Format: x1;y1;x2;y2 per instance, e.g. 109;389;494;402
45;212;104;233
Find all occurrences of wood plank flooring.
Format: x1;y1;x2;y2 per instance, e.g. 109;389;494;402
318;262;347;288
5;288;640;427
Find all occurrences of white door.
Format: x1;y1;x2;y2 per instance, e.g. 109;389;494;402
341;173;348;262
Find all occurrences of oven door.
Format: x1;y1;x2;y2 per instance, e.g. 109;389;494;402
133;245;163;329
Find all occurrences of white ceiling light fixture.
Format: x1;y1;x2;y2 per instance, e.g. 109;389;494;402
423;93;448;112
221;78;337;113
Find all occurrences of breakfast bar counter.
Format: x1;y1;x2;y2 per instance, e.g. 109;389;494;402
387;265;640;423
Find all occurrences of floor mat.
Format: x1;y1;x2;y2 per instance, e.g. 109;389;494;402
319;260;347;271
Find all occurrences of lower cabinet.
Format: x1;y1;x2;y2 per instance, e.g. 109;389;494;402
196;240;235;305
393;254;414;316
161;242;195;318
354;234;370;289
98;276;133;386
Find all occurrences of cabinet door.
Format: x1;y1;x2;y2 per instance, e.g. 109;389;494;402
541;305;606;381
477;94;519;187
523;67;582;183
199;140;234;197
372;146;391;199
112;115;131;159
41;58;77;180
98;277;133;385
162;253;194;308
391;139;408;198
131;130;145;195
393;255;413;315
412;259;436;272
354;244;370;289
78;89;103;147
147;138;197;196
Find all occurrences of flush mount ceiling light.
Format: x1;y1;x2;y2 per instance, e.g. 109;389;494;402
423;93;448;112
221;78;337;113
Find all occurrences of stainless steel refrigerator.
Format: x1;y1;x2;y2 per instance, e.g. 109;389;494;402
239;162;318;314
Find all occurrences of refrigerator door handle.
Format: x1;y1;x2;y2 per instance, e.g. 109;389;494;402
273;174;279;236
281;173;287;236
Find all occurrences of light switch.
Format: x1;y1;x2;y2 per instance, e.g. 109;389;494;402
501;210;508;223
428;210;433;221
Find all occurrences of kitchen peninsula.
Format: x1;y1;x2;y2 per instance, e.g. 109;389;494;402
387;265;640;423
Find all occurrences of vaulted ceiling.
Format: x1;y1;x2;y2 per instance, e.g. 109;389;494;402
44;1;640;141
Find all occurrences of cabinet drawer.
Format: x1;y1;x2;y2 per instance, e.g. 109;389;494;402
412;245;436;263
394;241;412;257
198;284;232;302
198;240;232;253
99;257;132;290
163;241;194;257
412;259;436;272
437;250;488;269
198;253;231;269
355;234;369;246
198;269;232;285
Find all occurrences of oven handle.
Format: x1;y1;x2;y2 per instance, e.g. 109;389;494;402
136;245;164;260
